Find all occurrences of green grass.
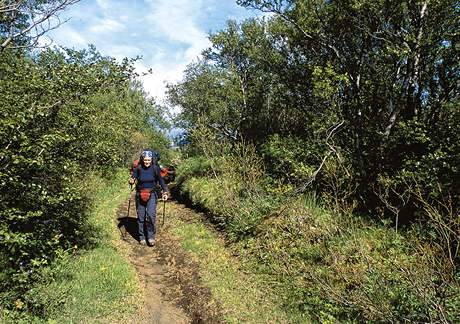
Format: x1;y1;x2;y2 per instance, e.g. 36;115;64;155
169;217;296;323
176;159;460;323
32;245;138;323
1;170;139;323
85;170;132;243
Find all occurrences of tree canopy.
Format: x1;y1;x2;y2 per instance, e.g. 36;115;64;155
168;0;459;222
0;45;169;312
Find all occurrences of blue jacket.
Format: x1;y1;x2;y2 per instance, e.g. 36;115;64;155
132;165;168;192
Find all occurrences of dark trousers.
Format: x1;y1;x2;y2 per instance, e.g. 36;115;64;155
136;193;157;240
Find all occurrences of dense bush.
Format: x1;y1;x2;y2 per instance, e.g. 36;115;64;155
165;0;460;320
168;7;459;318
176;150;460;322
168;0;459;229
0;47;169;314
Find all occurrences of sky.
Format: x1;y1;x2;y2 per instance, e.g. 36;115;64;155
44;0;258;106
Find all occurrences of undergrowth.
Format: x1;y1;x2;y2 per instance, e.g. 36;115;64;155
1;170;138;323
175;154;460;322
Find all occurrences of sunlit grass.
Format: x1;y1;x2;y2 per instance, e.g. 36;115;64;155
46;170;138;322
170;217;296;323
34;245;138;322
176;154;460;322
2;170;139;323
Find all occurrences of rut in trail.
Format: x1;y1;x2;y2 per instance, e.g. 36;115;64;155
115;193;225;324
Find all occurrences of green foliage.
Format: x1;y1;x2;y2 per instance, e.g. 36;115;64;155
261;134;321;183
167;0;459;321
177;136;278;239
1;170;139;323
0;46;169;318
169;0;459;225
178;153;459;322
174;156;214;186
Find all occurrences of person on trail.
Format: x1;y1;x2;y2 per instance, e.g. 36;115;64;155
129;150;168;246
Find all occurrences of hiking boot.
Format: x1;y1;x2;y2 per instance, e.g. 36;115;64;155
147;238;155;246
139;239;146;245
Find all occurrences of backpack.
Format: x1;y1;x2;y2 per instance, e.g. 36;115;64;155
129;158;140;178
162;165;176;184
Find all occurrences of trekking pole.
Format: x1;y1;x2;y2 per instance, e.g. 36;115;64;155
162;197;166;226
145;206;148;242
120;184;133;240
127;184;132;218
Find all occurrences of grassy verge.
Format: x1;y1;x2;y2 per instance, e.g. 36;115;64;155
168;212;297;323
1;170;139;323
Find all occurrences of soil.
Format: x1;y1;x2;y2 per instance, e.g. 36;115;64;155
115;193;225;324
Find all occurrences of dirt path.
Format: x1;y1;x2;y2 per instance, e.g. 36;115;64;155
115;194;224;324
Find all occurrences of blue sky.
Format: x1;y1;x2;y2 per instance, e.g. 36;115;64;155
44;0;258;104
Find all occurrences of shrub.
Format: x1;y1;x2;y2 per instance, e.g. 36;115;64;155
0;47;169;317
177;152;459;322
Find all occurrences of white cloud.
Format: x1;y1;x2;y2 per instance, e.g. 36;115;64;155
135;0;211;103
141;67;183;100
42;0;257;114
96;0;111;11
146;0;211;58
48;24;87;47
134;58;185;103
89;18;125;34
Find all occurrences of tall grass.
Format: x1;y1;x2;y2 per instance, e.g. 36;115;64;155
176;150;460;322
1;170;139;323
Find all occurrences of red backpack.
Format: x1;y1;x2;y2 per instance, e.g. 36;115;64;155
130;159;140;178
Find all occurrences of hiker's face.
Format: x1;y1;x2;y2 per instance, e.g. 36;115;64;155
143;157;152;167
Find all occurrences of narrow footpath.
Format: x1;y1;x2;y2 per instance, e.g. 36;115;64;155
115;193;225;324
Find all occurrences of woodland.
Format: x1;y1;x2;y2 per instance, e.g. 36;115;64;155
168;0;459;321
1;0;459;322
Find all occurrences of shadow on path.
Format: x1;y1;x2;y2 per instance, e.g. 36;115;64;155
117;215;139;241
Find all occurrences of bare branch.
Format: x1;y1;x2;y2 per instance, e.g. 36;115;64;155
293;120;345;194
0;0;22;13
1;0;79;52
209;123;238;141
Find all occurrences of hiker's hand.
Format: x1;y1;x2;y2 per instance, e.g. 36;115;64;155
162;192;169;200
128;178;135;185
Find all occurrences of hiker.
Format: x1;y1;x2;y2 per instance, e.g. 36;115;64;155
129;150;168;246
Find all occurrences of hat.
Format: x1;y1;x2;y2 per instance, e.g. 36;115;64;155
142;150;153;158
